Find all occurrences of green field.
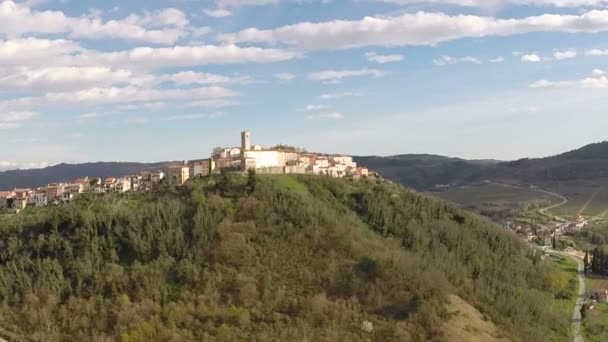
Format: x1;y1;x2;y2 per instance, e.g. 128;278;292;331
548;255;579;341
431;184;561;213
547;182;608;218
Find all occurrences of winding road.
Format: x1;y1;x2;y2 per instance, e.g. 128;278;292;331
489;182;569;217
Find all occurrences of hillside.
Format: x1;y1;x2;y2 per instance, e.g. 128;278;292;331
356;141;608;190
0;162;171;189
0;175;571;341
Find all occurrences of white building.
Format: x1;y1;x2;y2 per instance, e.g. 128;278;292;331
28;190;48;207
116;178;132;192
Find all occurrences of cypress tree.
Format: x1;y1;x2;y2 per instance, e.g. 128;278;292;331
584;251;589;274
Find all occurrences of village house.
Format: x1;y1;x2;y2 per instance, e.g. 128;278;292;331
188;159;215;178
28;188;48;207
0;190;15;209
167;165;190;185
46;183;66;201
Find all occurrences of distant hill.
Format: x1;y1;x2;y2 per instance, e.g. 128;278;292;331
356;141;608;190
0;162;171;190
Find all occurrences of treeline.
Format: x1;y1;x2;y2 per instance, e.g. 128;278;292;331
589;248;608;275
0;174;570;341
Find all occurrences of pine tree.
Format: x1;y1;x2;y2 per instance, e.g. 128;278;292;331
247;168;257;194
591;248;601;274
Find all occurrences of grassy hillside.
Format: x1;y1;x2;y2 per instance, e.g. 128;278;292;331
0;175;571;341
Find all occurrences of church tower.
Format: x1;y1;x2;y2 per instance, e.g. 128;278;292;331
241;130;251;152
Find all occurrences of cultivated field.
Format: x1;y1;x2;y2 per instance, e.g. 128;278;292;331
431;184;562;212
547;181;608;218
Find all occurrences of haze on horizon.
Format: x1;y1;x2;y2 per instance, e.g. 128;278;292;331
1;0;608;170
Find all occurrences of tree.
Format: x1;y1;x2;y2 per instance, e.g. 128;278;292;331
247;168;257;194
212;147;223;156
217;169;231;195
584;251;589;274
551;236;557;250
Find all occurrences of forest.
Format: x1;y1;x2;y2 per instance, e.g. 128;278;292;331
0;173;572;341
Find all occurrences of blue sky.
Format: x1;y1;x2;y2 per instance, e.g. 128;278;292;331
1;0;608;170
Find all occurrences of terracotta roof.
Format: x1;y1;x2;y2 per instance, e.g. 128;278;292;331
0;191;14;197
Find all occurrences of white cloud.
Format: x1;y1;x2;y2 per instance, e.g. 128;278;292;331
380;0;608;8
320;92;362;100
161;71;251;86
586;48;608;56
0;66;133;90
521;54;541;62
529;75;608;88
0;38;81;66
307;69;384;81
220;10;608;50
365;52;404;63
307;112;344;120
0;1;192;44
163;112;224;121
184;99;239;108
489;56;505;63
216;0;278;7
298;104;330;111
99;44;299;67
117;102;168;112
0;110;36;129
529;79;558;88
0;160;49;171
433;55;482;66
204;8;233;17
553;50;577;60
274;72;296;80
592;68;607;75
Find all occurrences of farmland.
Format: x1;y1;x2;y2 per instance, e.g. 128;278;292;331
546;181;608;218
430;183;562;217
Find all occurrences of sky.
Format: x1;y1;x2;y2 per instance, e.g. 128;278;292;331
1;0;608;170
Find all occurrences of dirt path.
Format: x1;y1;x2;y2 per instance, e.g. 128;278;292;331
578;190;599;216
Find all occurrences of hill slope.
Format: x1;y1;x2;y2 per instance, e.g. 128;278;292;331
0;162;171;189
0;175;570;341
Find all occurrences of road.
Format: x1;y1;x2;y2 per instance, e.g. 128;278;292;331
489;182;569;217
571;256;585;342
554;251;586;342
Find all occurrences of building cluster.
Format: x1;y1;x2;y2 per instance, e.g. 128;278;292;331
0;171;167;213
0;130;370;212
163;130;370;185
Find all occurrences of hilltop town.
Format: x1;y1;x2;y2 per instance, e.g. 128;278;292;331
0;130;371;213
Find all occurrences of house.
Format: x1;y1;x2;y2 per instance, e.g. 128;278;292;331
115;178;132;192
104;178;117;191
167;165;190;186
0;190;15;208
46;183;66;200
28;189;48;207
151;171;165;184
8;189;30;210
65;183;84;197
188;159;214;177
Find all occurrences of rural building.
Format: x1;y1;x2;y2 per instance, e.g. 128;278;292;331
167;165;190;185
